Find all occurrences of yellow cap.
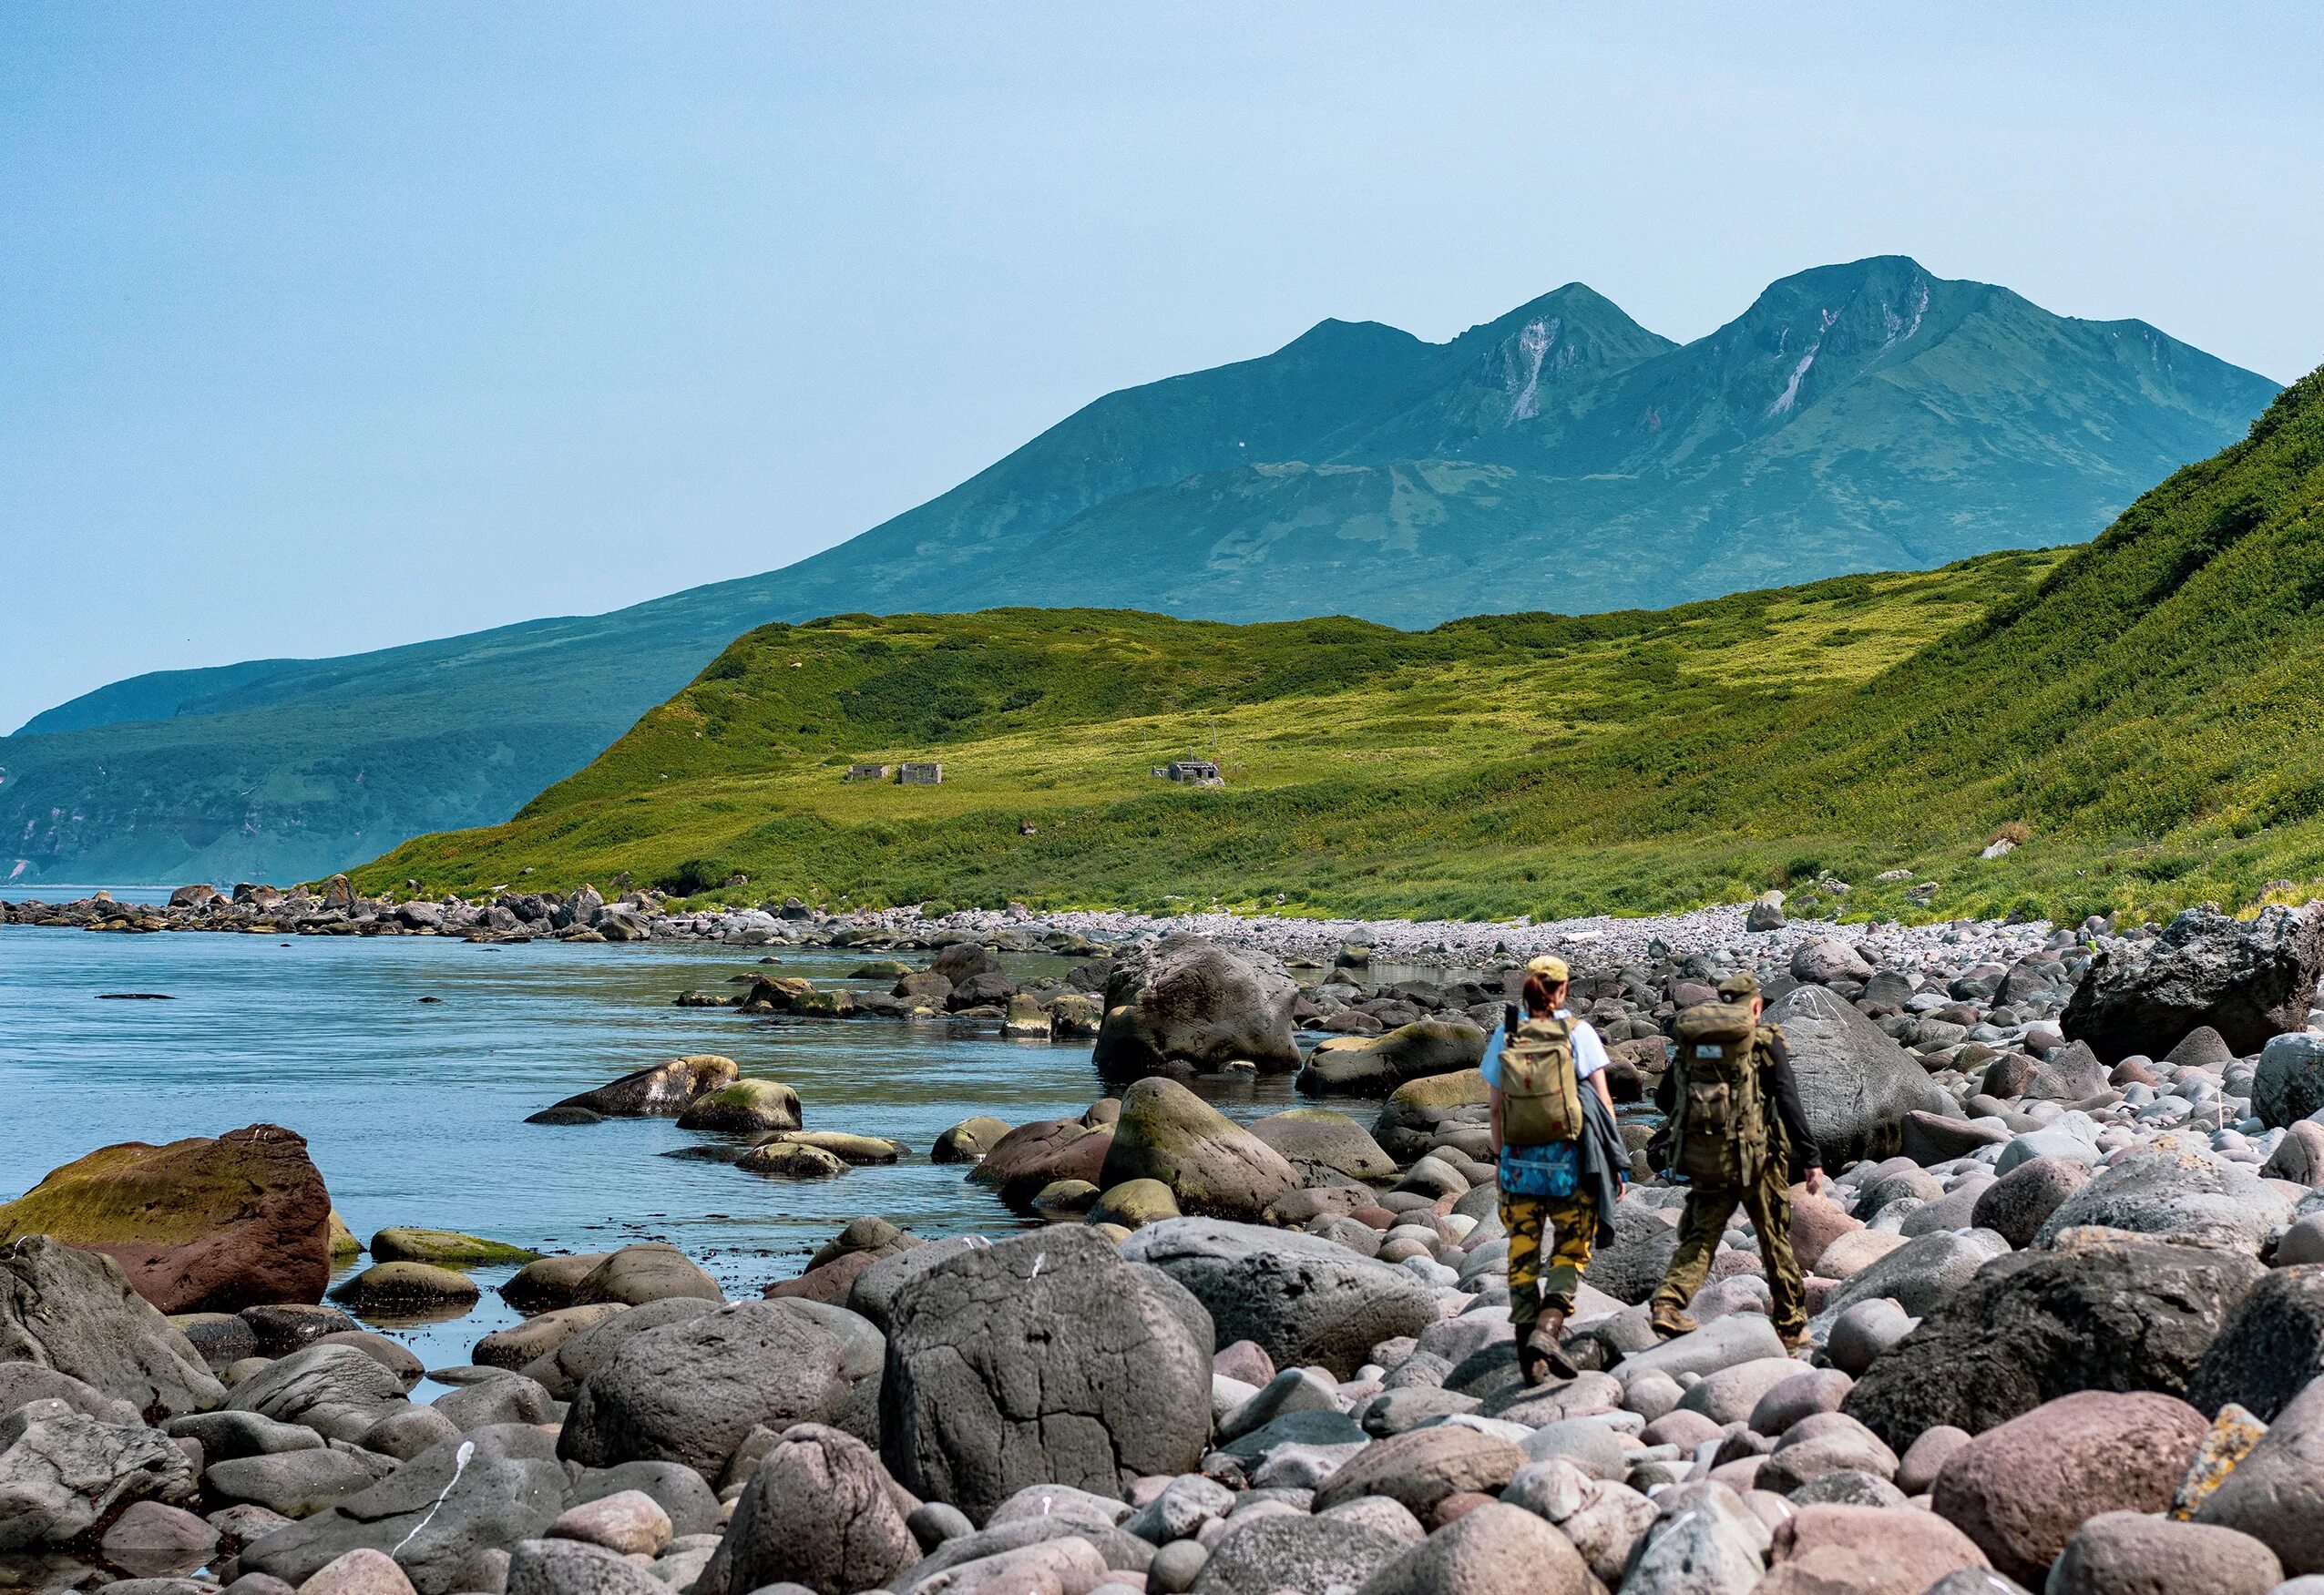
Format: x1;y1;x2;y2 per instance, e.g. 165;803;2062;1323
1525;954;1571;983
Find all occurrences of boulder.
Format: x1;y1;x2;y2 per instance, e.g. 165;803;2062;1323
473;1304;629;1371
880;1227;1211;1521
966;1120;1115;1210
1247;1109;1397;1182
1121;1217;1438;1378
519;1299;717;1400
2026;1040;2112;1102
2188;1266;2324;1422
1843;1233;2264;1448
931;1117;1013;1163
330;1262;479;1312
227;1343;404;1442
1764;984;1959;1167
569;1242;723;1307
0;1412;196;1549
1312;1425;1523;1517
0;1124;332;1314
1295;1020;1489;1097
1930;1391;2209;1584
203;1447;388;1517
368;1229;537;1266
1371;1070;1488;1163
536;1056;738;1120
1092;936;1302;1079
674;1080;803;1133
499;1252;614;1314
2194;1371;2324;1574
1760;1503;1991;1595
2256;1032;2324;1130
2031;1136;2294;1253
0;1235;225;1420
2048;1512;2283;1595
1188;1513;1408;1595
1792;938;1876;985
559;1301;851;1480
1347;1500;1591;1595
1971;1155;2093;1249
235;1425;567;1595
715;1423;915;1595
1098;1079;1299;1221
504;1539;663;1594
2060;904;2324;1063
1814;1227;2010;1327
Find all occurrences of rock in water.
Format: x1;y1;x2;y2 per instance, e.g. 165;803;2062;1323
880;1226;1212;1520
1121;1217;1438;1378
1764;984;1961;1169
0;1236;225;1420
534;1056;739;1120
0;1124;332;1314
2061;903;2324;1063
1099;1078;1299;1220
1295;1019;1489;1096
559;1301;849;1480
674;1079;803;1133
1842;1232;2263;1449
1092;935;1302;1079
966;1119;1115;1209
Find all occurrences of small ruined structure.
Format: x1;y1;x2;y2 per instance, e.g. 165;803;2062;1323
897;762;943;785
844;763;893;782
1154;759;1223;786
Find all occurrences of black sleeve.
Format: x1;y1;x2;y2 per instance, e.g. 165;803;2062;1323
1762;1030;1823;1171
1653;1058;1675;1114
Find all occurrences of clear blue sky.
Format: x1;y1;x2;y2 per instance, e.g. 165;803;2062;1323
5;3;2321;732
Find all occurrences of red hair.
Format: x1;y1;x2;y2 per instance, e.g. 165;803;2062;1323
1521;971;1563;1015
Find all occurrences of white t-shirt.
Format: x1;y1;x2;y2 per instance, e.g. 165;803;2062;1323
1479;1007;1608;1089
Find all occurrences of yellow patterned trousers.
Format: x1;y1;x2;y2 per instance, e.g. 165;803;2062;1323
1501;1189;1599;1323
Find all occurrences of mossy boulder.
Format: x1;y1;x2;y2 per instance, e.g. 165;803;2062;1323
1248;1108;1398;1182
1030;1180;1100;1218
329;1261;480;1311
536;1055;738;1120
327;1211;362;1260
739;1141;849;1179
369;1228;541;1267
752;1131;905;1165
1087;1179;1181;1229
931;1116;1013;1164
0;1123;331;1314
1295;1018;1489;1096
1372;1068;1490;1163
675;1079;804;1134
968;1120;1115;1210
1098;1078;1299;1221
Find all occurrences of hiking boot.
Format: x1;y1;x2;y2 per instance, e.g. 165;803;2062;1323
1519;1308;1578;1385
1648;1307;1697;1342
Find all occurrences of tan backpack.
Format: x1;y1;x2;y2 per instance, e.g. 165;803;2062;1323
1500;1011;1583;1146
1669;1002;1770;1186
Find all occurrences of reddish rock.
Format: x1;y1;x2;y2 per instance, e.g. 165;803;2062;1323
763;1250;881;1304
1760;1504;1990;1595
965;1119;1115;1208
1932;1391;2210;1584
1789;1192;1863;1274
0;1124;330;1314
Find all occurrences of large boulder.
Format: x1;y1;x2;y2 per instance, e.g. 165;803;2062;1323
1295;1020;1489;1097
880;1226;1211;1521
674;1079;803;1134
1312;1425;1523;1516
1091;936;1301;1079
0;1412;197;1549
2061;904;2324;1063
1190;1514;1409;1595
536;1056;739;1120
0;1124;332;1314
2194;1370;2324;1575
2031;1136;2296;1253
0;1236;224;1421
965;1119;1115;1210
1247;1109;1397;1183
2048;1512;2284;1595
712;1423;914;1595
1930;1391;2209;1585
1121;1217;1438;1378
2187;1266;2324;1422
1760;1504;1991;1595
2256;1032;2324;1130
1765;984;1960;1168
227;1343;405;1442
559;1301;852;1480
1098;1079;1299;1221
235;1424;568;1595
1370;1070;1489;1164
1350;1500;1591;1595
569;1242;724;1307
1843;1232;2264;1448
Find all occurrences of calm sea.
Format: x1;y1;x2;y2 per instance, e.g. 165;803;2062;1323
0;921;1319;1368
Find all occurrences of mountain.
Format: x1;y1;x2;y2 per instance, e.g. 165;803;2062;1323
358;363;2324;926
1;257;2278;887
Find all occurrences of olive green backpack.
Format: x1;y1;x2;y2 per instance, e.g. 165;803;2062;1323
1499;1010;1583;1146
1669;1002;1769;1185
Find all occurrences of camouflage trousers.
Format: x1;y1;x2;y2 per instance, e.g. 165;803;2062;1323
1648;1161;1807;1335
1501;1190;1599;1324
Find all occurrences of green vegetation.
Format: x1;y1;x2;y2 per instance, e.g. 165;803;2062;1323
4;258;2273;888
362;367;2324;925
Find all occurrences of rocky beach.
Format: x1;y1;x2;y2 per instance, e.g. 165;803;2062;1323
6;885;2324;1595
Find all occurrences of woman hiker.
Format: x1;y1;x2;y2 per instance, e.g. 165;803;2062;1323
1483;953;1628;1385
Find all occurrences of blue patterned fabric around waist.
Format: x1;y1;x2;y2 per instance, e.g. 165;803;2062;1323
1499;1139;1580;1198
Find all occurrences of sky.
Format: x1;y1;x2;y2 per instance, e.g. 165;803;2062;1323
5;4;2322;733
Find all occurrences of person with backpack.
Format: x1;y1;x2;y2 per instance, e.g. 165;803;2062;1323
1646;970;1826;1347
1483;954;1626;1385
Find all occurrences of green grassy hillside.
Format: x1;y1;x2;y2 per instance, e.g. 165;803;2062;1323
5;258;2274;888
360;366;2324;925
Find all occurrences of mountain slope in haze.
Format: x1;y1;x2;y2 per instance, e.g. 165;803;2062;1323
1;258;2278;886
362;365;2324;927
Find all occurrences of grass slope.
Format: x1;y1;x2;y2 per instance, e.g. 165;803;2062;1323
363;366;2324;925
